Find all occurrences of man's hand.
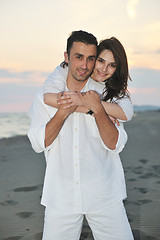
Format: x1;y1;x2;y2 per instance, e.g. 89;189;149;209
78;90;101;113
57;92;78;118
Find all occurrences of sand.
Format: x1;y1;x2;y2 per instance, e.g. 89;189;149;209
0;111;160;240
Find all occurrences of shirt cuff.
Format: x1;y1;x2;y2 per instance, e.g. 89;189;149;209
100;125;128;154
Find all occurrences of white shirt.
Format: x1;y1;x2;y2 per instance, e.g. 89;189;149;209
43;65;134;121
28;77;128;214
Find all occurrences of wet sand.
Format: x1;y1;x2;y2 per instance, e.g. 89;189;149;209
0;111;160;240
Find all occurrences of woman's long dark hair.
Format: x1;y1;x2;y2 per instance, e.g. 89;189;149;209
98;37;131;102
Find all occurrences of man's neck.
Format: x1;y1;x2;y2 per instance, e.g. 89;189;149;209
67;76;89;92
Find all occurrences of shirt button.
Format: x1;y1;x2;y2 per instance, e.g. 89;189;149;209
76;182;79;184
75;163;78;167
75;128;77;131
75;146;77;148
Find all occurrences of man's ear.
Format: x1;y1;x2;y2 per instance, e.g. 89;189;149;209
64;52;69;63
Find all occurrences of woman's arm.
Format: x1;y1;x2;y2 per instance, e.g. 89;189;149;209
101;101;127;121
59;92;133;121
44;91;133;121
44;93;58;108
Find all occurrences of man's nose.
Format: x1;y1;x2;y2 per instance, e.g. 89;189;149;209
81;59;87;69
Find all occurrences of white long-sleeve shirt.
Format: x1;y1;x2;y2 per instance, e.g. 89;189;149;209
28;77;128;214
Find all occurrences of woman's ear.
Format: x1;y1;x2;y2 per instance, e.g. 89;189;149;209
64;52;69;63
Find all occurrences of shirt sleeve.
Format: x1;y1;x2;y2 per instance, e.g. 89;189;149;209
114;95;134;122
43;65;68;94
100;122;128;154
27;89;57;153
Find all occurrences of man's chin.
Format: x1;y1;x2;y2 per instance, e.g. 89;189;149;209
75;75;90;82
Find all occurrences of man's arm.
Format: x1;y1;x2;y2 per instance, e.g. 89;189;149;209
28;90;77;152
78;91;119;150
45;99;77;147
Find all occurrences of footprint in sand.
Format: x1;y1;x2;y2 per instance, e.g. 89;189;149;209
14;185;40;192
133;199;152;206
0;200;18;206
135;187;148;193
128;178;136;182
16;212;33;219
139;172;156;179
3;237;23;240
138;199;152;204
152;165;160;174
139;159;149;164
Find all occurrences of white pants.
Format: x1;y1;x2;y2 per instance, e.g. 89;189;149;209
42;201;134;240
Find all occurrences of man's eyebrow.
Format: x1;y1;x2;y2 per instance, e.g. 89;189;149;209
74;53;96;58
88;55;96;58
74;53;83;56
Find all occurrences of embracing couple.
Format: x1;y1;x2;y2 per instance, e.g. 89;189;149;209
28;30;134;240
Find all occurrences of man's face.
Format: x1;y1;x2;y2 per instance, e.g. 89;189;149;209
65;42;97;86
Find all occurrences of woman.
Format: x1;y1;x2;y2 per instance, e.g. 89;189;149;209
43;37;133;122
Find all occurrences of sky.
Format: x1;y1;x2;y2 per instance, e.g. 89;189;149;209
0;0;160;112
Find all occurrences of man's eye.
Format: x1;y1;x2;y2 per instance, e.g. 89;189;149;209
88;57;94;61
76;56;82;59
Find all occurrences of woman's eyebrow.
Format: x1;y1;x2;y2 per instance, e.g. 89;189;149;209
98;57;104;61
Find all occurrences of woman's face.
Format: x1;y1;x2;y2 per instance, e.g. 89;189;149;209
92;50;116;82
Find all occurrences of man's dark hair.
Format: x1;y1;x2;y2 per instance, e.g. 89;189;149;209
67;30;98;58
60;30;97;68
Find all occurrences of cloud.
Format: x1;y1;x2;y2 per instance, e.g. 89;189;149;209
0;69;33;79
155;49;160;54
129;87;159;94
0;69;50;85
129;68;160;88
127;0;139;18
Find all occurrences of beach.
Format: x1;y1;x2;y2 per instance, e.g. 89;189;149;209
0;111;160;240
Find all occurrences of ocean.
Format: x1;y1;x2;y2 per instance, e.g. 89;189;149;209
0;112;30;139
0;105;160;139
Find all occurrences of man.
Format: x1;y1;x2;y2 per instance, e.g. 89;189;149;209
28;30;133;239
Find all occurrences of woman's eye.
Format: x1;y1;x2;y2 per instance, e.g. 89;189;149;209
98;58;104;63
110;63;116;68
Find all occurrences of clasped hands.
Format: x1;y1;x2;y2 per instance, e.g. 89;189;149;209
57;90;119;125
57;90;101;113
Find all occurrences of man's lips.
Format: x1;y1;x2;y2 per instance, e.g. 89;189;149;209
78;70;88;75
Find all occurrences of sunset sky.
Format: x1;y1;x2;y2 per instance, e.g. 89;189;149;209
0;0;160;112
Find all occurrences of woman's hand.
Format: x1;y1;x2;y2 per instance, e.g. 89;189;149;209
78;90;102;113
57;91;83;108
